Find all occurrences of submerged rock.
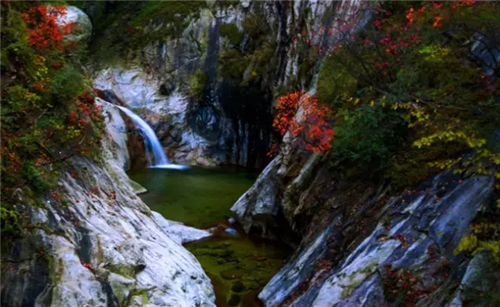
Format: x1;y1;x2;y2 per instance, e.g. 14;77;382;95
220;269;244;280
228;294;242;306
152;212;211;245
129;178;148;195
232;280;245;293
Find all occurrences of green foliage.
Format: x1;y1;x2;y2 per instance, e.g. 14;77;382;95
219;23;243;46
0;8;38;77
330;105;406;174
316;55;357;109
219;49;246;81
219;11;276;87
51;65;86;99
81;1;206;66
189;68;207;98
318;1;500;188
0;206;22;236
455;223;500;263
130;1;205;41
1;2;103;239
2;86;41;129
131;1;204;29
23;162;51;195
242;14;267;39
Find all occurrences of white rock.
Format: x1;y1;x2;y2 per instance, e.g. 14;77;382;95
152;212;211;244
56;6;92;42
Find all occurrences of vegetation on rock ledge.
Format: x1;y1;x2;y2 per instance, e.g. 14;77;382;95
1;2;102;237
270;0;500;264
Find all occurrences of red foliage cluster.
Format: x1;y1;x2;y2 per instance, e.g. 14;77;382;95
80;258;94;271
0;136;23;175
384;265;430;306
65;89;103;156
298;0;480;64
391;233;410;249
383;260;452;307
22;5;75;51
69;89;102;129
49;189;63;202
271;91;334;154
51;62;63;68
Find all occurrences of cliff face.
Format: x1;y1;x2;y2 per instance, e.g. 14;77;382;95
1;100;214;307
88;0;367;169
231;134;499;307
5;3;497;307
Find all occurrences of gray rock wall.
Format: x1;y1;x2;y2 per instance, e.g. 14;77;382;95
89;0;366;169
233;141;498;307
1;100;215;307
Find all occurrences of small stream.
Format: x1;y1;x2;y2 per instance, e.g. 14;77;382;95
129;166;291;307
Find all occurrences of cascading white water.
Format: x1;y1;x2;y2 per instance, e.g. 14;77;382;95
116;106;187;170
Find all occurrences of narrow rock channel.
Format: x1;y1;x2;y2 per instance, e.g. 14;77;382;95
128;167;291;307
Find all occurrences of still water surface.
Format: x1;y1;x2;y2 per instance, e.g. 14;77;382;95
129;166;290;307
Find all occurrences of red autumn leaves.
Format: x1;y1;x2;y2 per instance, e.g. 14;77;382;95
69;90;102;132
22;5;75;52
271;91;334;154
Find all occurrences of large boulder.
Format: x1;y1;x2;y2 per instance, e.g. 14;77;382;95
57;6;92;43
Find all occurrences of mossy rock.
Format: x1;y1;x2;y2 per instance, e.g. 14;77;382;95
128;179;148;195
220;268;243;280
231;280;245;293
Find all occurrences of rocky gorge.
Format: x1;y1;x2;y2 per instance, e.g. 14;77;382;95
1;1;500;307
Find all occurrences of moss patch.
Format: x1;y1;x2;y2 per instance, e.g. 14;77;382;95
186;236;290;307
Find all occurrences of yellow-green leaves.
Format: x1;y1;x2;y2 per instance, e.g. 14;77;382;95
413;131;487;149
419;45;450;63
455;233;479;255
455;224;500;263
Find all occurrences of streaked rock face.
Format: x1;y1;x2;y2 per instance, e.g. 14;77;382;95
234;144;497;307
89;1;372;169
1;100;215;307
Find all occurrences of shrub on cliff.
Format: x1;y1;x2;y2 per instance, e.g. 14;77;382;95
330;105;406;175
1;2;103;237
303;0;500;267
303;1;500;185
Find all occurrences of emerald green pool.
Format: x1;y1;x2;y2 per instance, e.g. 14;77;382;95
128;166;290;307
129;166;255;229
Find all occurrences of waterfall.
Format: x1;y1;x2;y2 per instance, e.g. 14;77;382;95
116;106;187;170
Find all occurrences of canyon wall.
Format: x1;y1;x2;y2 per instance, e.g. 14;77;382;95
87;0;367;168
231;114;500;307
